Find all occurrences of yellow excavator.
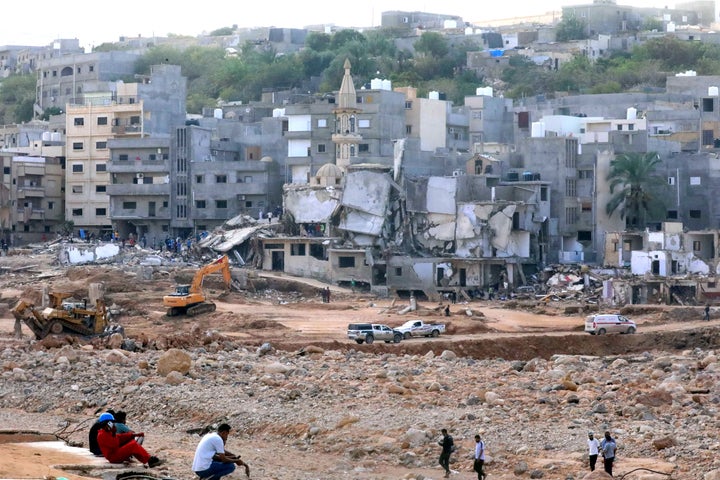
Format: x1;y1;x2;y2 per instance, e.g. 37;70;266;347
163;255;233;317
12;292;119;340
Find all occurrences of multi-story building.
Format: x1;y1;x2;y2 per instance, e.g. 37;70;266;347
0;136;65;244
35;51;139;115
67;65;186;236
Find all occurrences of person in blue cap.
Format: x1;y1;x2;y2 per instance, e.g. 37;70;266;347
88;409;115;456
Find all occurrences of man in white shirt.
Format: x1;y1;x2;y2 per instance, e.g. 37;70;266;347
192;424;250;479
474;434;487;480
587;431;600;471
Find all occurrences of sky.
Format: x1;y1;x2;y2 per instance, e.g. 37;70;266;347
2;0;682;49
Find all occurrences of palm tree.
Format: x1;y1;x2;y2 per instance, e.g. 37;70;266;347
605;152;665;228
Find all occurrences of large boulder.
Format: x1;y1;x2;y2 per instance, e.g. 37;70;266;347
157;348;192;376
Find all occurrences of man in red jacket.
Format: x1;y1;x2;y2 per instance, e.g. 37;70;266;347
96;412;162;468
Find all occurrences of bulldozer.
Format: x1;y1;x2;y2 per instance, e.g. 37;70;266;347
12;292;121;340
163;255;233;317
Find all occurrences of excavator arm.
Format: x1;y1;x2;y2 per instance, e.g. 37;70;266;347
189;255;232;294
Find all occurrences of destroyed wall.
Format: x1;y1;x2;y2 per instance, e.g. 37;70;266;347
283;186;340;223
337;170;393;247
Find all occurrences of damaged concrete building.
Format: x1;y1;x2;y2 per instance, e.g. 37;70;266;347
603;221;720;305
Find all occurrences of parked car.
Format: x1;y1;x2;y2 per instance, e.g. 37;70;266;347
585;314;637;335
347;323;403;344
395;319;446;339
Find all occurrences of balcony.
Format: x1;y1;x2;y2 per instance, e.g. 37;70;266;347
106;183;171;196
16;208;44;222
16;186;45;198
112;124;142;135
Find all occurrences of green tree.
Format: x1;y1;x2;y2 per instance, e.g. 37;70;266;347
305;32;331;52
330;30;366;51
0;75;36;123
414;32;449;58
642;18;664;32
556;15;588;42
210;27;234;36
605;152;665;228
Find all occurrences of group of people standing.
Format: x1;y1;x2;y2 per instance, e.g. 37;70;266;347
588;431;617;476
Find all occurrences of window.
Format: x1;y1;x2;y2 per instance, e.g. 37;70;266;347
667;176;676;186
578;170;593;179
130;115;140;125
96;141;107;149
96;185;106;193
95;208;106;216
565;178;577;197
97;117;108;125
89;65;94;72
317;144;326;153
405;101;413;109
317;118;327;128
216;200;228;208
163;201;168;208
690;209;701;218
540;187;548;201
690;176;701;186
628;124;634;131
3;167;9;174
195;200;206;208
309;244;325;260
578;231;592;241
339;256;356;268
122;202;137;210
71;185;83;194
149;154;156;161
395;267;402;276
565;207;578;224
667;210;678;219
693;241;702;251
118;154;129;161
48;201;54;210
245;201;252;208
406;125;412;134
702;130;714;146
74;117;84;126
359;144;369;153
96;163;106;172
195;175;204;184
72;142;84;150
617;124;623;131
703;98;714;112
244;176;253;183
216;175;227;183
72;208;82;216
358;119;370;128
291;244;306;256
581;202;592;212
72;164;83;173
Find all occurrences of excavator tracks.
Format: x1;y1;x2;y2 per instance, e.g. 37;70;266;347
186;302;217;317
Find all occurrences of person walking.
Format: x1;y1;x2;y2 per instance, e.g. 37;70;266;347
587;431;600;471
438;428;454;478
192;423;250;479
473;434;486;480
601;431;616;477
325;286;331;303
704;304;710;321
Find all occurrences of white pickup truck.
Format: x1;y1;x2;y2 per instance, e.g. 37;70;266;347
395;319;446;339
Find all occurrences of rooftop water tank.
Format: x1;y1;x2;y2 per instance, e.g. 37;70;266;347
709;86;719;97
429;91;440;100
476;86;493;97
370;78;382;89
381;79;392;90
531;122;545;138
51;132;62;142
626;107;637;120
213;108;223;119
41;132;51;141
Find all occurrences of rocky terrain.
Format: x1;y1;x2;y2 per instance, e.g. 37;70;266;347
0;247;719;479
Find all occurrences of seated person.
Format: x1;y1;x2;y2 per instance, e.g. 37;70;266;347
89;409;115;456
113;411;143;445
96;412;162;468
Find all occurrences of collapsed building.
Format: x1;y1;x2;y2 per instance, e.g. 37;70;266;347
195;154;551;300
603;221;720;305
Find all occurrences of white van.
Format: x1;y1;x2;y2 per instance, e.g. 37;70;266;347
585;314;637;335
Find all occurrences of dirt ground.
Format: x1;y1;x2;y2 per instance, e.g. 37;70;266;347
0;250;718;479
